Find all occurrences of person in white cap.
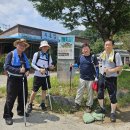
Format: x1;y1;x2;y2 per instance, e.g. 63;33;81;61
27;41;54;113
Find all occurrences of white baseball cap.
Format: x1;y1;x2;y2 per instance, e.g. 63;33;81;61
39;41;50;49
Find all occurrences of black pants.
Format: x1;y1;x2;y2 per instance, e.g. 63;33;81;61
3;75;28;119
97;74;117;104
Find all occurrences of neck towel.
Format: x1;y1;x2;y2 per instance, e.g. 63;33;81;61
100;49;114;62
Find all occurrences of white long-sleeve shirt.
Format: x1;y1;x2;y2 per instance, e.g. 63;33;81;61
32;51;53;77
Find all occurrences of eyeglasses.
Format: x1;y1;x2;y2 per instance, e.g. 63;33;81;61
18;44;26;47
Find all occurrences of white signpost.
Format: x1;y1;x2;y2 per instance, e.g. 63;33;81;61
57;35;75;82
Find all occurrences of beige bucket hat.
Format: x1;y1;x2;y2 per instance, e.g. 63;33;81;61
39;41;50;49
13;39;30;48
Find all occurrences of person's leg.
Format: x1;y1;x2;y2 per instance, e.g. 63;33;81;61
86;80;93;106
17;77;28;115
41;90;46;103
27;76;41;113
40;76;51;110
107;77;117;122
75;78;86;105
85;80;93;112
95;76;105;113
3;76;18;125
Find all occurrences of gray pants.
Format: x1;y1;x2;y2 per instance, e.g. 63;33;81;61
75;78;93;107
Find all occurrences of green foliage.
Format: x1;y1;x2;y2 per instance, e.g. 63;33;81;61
0;87;6;98
0;54;7;74
29;0;130;41
113;31;130;51
118;92;130;107
118;71;130;90
123;64;130;69
91;39;104;54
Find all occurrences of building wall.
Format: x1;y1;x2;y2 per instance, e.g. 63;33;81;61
18;25;41;36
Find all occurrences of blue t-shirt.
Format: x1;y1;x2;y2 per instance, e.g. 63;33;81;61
77;54;98;80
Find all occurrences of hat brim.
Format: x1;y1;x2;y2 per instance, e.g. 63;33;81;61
39;45;50;49
13;40;30;48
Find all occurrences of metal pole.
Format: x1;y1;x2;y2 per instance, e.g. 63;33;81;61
45;71;52;111
22;76;26;126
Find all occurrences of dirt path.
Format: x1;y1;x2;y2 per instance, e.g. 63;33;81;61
0;98;130;130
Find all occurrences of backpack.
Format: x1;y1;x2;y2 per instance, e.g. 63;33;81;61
35;51;50;67
3;52;13;75
113;51;122;75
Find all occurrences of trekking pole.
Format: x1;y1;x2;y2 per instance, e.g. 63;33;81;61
22;76;26;126
21;63;27;127
69;65;72;92
45;69;52;111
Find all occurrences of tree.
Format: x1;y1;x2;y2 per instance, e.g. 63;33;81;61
29;0;130;41
113;31;130;51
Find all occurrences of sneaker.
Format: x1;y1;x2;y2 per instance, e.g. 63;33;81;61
110;113;116;122
95;107;106;114
5;118;13;125
39;103;47;111
18;112;29;117
85;106;92;113
70;103;80;113
27;103;33;113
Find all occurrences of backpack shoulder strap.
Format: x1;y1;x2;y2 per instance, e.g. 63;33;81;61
35;51;40;64
113;51;117;65
48;53;50;66
91;54;96;65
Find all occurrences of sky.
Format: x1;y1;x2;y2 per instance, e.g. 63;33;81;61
0;0;85;33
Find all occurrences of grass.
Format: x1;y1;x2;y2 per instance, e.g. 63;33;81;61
0;71;130;112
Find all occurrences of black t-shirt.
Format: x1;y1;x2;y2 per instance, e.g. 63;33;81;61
77;54;98;80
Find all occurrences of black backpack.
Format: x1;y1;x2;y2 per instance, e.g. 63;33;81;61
35;51;50;67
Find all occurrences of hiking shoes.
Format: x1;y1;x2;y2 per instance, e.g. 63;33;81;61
70;103;80;113
39;103;47;111
95;107;106;114
27;103;33;113
110;113;116;122
5;118;13;125
85;106;92;113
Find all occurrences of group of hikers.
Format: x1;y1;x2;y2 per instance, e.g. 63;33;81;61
2;38;122;125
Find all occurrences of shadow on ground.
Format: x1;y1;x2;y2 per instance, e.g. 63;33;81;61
13;111;60;125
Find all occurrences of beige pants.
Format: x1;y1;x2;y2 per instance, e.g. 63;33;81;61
75;78;93;107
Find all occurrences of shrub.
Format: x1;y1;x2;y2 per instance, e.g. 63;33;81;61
0;54;7;74
123;64;129;69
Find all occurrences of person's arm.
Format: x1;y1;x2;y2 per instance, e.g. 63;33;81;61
4;52;20;74
31;52;40;71
94;55;99;78
104;53;123;74
48;55;54;70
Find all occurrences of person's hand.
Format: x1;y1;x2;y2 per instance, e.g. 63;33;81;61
104;67;110;75
25;71;29;77
20;65;25;73
39;68;45;75
49;65;55;70
95;77;98;82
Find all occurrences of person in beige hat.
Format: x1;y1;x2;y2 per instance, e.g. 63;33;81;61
27;40;54;113
3;39;30;125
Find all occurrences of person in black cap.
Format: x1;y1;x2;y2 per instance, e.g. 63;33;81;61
3;39;30;125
